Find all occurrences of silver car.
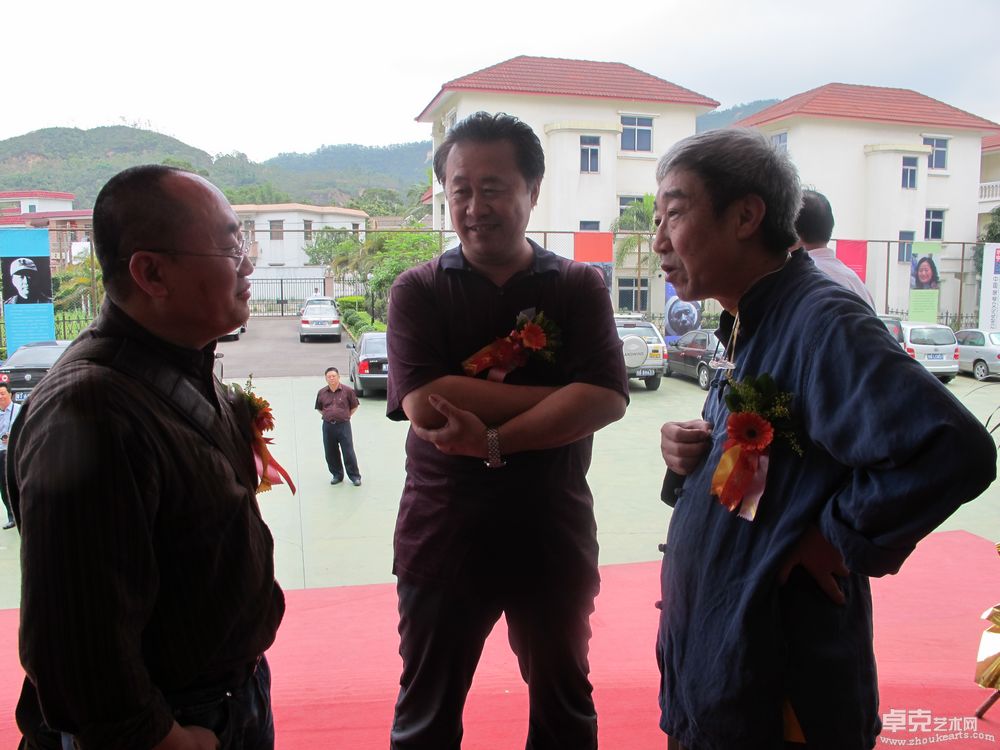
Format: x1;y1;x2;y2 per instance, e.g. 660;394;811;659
299;298;341;342
614;315;667;391
900;321;958;383
956;328;1000;381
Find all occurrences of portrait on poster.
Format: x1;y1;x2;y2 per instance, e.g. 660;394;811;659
3;257;53;305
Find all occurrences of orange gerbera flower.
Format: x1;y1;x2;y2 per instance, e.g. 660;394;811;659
727;412;774;452
519;322;547;350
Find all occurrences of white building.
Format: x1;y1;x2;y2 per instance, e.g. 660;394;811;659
416;55;717;314
234;203;368;278
0;190;75;216
980;133;1000;237
736;83;998;316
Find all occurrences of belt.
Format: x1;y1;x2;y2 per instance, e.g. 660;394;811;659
168;655;264;705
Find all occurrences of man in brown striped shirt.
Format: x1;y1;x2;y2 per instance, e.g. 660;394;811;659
8;165;284;750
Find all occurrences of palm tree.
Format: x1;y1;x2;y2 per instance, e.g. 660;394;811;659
610;194;658;312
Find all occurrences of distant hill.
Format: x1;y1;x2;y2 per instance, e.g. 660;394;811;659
0;127;432;209
0;107;780;211
697;99;780;132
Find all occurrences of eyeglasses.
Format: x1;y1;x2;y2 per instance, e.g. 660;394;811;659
132;235;251;263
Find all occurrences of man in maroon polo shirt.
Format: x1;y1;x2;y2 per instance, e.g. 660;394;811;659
386;111;629;749
315;366;361;486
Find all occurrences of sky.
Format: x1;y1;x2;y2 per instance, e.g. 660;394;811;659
3;0;998;163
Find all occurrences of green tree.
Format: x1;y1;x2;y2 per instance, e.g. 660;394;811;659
349;188;405;217
610;195;659;312
51;256;103;314
161;158;210;177
223;182;292;205
975;206;1000;275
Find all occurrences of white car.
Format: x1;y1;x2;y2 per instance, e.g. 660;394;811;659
899;321;959;383
614;315;667;390
299;298;341;342
955;328;1000;381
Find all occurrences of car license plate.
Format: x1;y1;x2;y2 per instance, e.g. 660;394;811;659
313;321;326;326
13;391;27;402
926;353;944;360
636;368;655;377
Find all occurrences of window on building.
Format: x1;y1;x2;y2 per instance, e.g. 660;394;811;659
621;116;653;152
924;210;944;240
619;196;643;216
580;221;600;231
898;230;915;262
923;137;948;170
901;156;918;189
770;132;788;152
269;220;284;241
618;277;649;311
580;135;600;173
303;220;313;242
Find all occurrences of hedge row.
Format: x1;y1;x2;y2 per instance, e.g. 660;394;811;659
336;298;387;338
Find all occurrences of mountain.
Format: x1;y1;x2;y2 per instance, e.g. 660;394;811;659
0;105;778;211
0;127;432;209
696;99;780;132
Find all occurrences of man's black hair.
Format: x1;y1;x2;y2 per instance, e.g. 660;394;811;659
795;190;835;245
91;165;192;298
433;112;545;187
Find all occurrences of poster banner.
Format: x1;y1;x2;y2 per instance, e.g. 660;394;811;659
573;232;613;262
980;243;1000;330
910;242;942;290
0;228;56;357
663;281;701;342
908;290;939;324
834;239;869;282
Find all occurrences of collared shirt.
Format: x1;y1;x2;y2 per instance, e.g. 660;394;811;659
657;250;996;749
386;240;629;585
315;383;358;423
0;401;19;452
11;300;284;750
806;245;876;309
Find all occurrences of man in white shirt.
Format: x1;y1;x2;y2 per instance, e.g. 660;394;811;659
0;382;21;529
795;190;875;309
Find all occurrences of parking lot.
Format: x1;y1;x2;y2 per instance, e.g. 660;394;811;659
1;316;998;610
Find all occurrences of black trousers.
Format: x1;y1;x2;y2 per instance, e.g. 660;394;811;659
0;450;12;523
390;575;598;750
322;420;360;482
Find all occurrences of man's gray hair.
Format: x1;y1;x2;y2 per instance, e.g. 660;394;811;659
656;128;801;254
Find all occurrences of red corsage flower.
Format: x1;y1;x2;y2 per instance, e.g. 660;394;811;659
727;412;774;452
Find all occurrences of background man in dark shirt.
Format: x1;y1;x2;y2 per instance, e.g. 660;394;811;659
386;112;628;749
314;366;361;486
0;382;20;530
9;165;284;750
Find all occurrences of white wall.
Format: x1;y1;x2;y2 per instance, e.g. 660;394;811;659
424;91;704;237
238;208;364;268
18;197;74;213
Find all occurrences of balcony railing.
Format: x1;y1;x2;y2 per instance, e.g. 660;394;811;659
981;180;1000;202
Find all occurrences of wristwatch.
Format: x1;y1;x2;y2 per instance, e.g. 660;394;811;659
484;427;506;469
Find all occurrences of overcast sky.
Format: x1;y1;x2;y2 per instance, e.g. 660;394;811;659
4;0;998;163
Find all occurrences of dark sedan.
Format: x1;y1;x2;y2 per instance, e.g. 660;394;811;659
347;331;388;397
0;340;73;402
666;329;721;390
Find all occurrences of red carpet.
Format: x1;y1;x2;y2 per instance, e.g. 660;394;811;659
1;530;998;748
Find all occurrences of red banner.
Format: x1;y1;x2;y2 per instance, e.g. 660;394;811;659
834;240;869;282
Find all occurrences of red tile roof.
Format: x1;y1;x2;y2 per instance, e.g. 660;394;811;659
0;210;92;226
417;56;718;121
0;190;75;201
984;134;1000;153
735;83;998;132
